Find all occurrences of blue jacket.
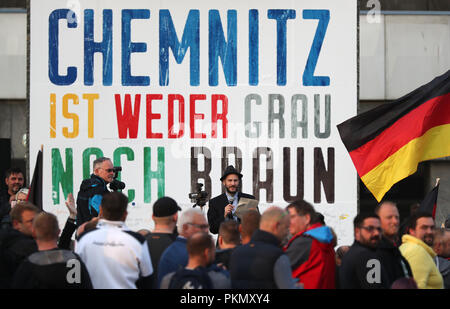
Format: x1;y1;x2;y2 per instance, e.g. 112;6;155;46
76;174;109;226
157;237;188;287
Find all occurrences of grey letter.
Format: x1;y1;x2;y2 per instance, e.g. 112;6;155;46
268;94;285;138
245;94;262;138
66;259;81;284
291;94;308;138
314;94;330;139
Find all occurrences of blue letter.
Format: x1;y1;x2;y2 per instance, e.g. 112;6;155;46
84;9;113;86
303;10;330;86
268;10;296;86
48;9;77;85
159;10;199;86
209;10;237;86
122;9;150;86
249;10;258;86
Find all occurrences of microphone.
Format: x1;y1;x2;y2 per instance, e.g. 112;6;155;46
227;197;235;220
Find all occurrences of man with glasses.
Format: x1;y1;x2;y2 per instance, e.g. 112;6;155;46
283;200;336;289
157;208;209;287
339;213;389;289
76;157;114;226
399;211;443;289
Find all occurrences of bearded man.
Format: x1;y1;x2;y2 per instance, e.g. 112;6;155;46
207;166;255;235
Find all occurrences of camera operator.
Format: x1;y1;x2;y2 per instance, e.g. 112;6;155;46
76;157;116;226
207;165;255;235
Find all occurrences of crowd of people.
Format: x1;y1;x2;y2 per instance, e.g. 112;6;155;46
0;161;449;289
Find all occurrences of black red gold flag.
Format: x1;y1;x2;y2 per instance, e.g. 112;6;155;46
337;70;450;202
419;181;439;219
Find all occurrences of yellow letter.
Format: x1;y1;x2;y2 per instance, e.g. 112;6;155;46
62;93;79;138
50;93;56;138
83;93;99;138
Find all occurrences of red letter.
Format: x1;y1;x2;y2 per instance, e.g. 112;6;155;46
190;94;206;138
146;94;163;139
211;94;228;138
168;94;185;138
115;94;140;138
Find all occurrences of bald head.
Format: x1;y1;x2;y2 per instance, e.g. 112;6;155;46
375;201;400;240
260;206;290;242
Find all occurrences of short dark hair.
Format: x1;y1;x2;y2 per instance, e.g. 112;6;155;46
314;212;326;225
100;192;128;221
240;210;261;238
5;167;24;179
187;232;214;256
10;202;40;223
407;211;433;233
353;213;380;229
218;221;240;246
33;212;59;241
286;200;317;222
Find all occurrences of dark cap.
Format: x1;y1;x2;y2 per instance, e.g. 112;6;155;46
153;197;181;217
220;165;243;181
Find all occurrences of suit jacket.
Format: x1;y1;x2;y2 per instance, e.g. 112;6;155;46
207;192;255;234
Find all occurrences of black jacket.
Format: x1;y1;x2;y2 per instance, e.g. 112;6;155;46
229;229;284;289
0;188;12;229
76;174;109;226
214;248;235;270
0;227;38;288
145;232;177;288
339;240;389;289
207;192;255;234
12;248;93;289
376;236;413;287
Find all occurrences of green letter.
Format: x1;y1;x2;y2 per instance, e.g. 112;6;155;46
144;147;165;202
52;148;73;205
113;147;135;202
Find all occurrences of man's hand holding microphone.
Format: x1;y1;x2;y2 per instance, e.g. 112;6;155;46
224;197;235;220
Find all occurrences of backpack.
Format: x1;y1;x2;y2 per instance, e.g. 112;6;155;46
168;267;213;289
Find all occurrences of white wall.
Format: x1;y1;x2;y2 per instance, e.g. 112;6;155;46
360;13;450;100
0;13;26;99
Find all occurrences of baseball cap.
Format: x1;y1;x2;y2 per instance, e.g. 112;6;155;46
153;197;182;217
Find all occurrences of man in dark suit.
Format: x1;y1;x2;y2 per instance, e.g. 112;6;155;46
207;166;255;235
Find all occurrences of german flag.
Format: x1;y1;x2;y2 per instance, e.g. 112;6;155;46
337;70;450;202
419;182;439;219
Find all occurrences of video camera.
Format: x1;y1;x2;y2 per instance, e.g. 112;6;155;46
109;166;126;191
188;183;209;208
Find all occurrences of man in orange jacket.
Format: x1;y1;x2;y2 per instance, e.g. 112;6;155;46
283;200;336;289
